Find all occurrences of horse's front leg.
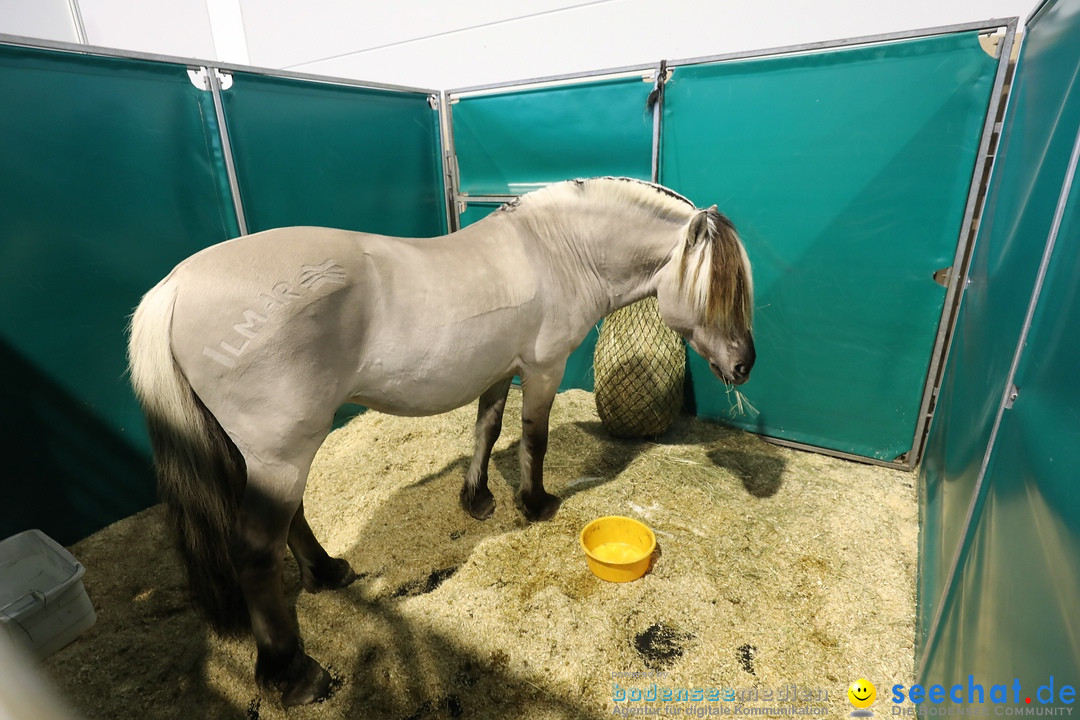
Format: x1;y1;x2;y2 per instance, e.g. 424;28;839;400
461;377;513;520
234;462;331;707
518;367;565;521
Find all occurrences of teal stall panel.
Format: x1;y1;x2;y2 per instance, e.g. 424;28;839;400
0;44;239;543
923;160;1080;705
917;10;1080;660
918;0;1080;695
661;32;999;461
451;76;654;195
222;72;445;236
459;201;598;391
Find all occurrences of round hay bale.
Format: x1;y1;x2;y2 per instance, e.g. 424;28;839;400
593;296;685;437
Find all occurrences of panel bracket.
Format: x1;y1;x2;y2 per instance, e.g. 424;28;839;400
187;67;209;90
979;30;1006;58
187;67;233;91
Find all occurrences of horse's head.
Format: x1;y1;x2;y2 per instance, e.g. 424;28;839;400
656;207;756;385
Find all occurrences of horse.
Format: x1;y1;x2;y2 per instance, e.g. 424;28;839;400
126;176;755;706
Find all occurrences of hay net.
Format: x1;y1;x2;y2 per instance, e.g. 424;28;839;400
593;296;686;438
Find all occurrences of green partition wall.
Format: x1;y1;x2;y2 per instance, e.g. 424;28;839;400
451;75;655;196
917;0;1080;699
448;28;1007;461
0;44;238;544
660;31;1002;461
222;72;445;236
0;42;445;544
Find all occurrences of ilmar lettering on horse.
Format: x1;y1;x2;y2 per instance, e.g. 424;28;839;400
126;177;756;706
202;260;347;368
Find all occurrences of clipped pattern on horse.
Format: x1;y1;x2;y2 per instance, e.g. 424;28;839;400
127;176;755;706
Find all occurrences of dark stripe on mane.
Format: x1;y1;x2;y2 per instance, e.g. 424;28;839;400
595;176;696;209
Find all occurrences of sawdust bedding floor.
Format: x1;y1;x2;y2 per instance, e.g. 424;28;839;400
43;389;917;719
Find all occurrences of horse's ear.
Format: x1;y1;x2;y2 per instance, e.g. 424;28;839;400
687;210;711;248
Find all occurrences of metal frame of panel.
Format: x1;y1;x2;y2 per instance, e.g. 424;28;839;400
443;20;1016;469
204;67;250;235
906;24;1017;468
436;91;461;232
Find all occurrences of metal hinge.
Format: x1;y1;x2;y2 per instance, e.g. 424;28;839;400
187;67;234;91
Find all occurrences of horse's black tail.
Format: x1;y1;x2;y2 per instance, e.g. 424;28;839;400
127;276;250;636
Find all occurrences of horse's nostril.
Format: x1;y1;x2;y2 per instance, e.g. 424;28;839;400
734;363;749;378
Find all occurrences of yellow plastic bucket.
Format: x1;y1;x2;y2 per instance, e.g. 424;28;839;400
579;516;656;582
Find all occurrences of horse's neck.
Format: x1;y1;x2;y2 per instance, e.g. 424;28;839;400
517;200;684;315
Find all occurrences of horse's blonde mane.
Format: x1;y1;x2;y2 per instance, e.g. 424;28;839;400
515;176;697;224
676;208;754;334
513;177;753;333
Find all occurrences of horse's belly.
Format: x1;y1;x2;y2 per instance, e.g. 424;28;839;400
347;361;516;417
343;298;534;416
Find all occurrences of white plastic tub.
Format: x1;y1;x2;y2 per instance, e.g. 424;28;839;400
0;529;96;659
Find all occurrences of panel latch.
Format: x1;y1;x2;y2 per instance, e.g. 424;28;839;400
932;266;952;287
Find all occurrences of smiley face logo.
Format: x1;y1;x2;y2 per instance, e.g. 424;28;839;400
848;678;876;709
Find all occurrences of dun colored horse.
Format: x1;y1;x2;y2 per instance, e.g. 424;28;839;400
127;177;755;705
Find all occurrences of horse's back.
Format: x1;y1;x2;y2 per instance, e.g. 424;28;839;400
164;225;542;430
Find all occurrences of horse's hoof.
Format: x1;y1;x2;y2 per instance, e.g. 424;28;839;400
259;652;334;707
520;491;561;522
461;485;496;521
302;557;357;593
281;656;334;707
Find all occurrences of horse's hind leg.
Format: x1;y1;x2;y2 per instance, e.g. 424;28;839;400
288;502;357;592
460;377;513;520
233;458;331;706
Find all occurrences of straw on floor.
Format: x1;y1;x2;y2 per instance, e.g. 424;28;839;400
43;389;917;720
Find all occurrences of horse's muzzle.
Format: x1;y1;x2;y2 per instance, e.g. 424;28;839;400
710;361;752;385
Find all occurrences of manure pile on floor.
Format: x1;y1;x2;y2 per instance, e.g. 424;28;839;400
44;389;917;720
